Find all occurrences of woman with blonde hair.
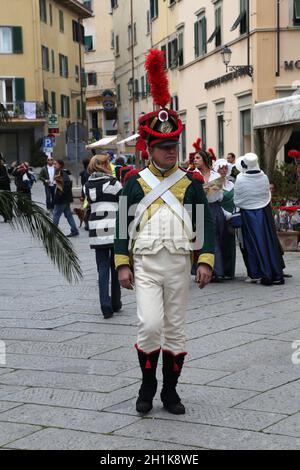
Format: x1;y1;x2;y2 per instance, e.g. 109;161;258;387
85;154;123;318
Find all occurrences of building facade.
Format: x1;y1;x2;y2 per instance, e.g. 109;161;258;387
111;0;153;146
0;0;91;165
150;0;300;163
82;0;117;141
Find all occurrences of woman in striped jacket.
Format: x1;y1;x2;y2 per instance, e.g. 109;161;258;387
85;155;123;319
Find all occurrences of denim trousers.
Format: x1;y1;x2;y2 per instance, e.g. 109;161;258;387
45;185;56;210
53;203;78;235
95;247;121;313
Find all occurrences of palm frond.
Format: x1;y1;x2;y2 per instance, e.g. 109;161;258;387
0;190;83;283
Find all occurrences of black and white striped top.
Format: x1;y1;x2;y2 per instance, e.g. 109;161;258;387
84;173;123;249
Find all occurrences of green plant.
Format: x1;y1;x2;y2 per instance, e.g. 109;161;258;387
0;190;82;283
272;163;299;201
0;102;10;126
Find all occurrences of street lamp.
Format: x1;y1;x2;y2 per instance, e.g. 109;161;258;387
127;78;146;100
221;45;253;77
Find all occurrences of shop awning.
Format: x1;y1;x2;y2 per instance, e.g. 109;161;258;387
253;94;300;129
117;134;139;145
86;136;117;150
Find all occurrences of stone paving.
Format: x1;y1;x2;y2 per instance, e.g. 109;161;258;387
0;182;300;450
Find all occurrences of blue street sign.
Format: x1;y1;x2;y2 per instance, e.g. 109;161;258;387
43;137;53;149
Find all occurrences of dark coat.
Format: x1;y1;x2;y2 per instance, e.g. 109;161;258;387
0;165;11;190
54;169;73;205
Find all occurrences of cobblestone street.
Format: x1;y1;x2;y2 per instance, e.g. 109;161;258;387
0;182;300;450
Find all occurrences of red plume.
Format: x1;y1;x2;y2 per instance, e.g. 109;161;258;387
141;150;149;160
288;150;300;158
136;136;147;152
145;49;171;108
193;138;202;153
208;148;217;161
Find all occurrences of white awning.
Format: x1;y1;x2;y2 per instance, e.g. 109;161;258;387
117;133;140;145
86;136;117;150
253;94;300;129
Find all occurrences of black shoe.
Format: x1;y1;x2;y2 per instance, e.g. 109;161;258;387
273;278;285;285
113;302;122;313
163;401;185;415
67;232;79;238
211;276;224;283
136;396;153;414
102;306;114;319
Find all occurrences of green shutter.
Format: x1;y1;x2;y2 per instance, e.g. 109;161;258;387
51;91;56;113
65;56;69;78
84;36;93;50
59;54;62;76
295;0;300;18
77;100;81;120
61;95;64;117
15;78;25;102
12;27;23;54
67;96;70;118
202;17;207;54
178;32;183;66
93;72;97;86
194;21;199;58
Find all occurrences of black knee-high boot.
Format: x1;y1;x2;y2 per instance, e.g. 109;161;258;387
161;350;187;415
135;344;160;414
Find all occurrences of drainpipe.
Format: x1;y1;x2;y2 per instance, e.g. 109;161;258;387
276;0;281;77
247;0;250;69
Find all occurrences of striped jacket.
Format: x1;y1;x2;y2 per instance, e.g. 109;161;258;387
84;172;123;249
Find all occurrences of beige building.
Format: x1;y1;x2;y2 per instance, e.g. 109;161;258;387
111;0;153;149
0;0;91;164
81;0;117;140
151;0;300;166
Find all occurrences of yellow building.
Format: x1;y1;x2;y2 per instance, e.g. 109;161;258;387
0;0;92;164
151;0;300;168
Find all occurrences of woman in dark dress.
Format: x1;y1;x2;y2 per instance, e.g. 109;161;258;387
0;155;11;222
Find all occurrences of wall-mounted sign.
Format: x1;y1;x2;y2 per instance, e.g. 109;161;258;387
284;61;300;71
103;100;115;111
102;89;114;97
204;68;249;90
48;114;58;127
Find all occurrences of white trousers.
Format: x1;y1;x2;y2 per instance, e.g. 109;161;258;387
134;248;191;354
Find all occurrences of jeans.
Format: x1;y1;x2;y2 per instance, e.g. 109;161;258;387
95;248;121;314
45;185;56;210
53;203;79;235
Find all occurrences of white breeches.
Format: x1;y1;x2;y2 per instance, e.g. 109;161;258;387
134;248;191;354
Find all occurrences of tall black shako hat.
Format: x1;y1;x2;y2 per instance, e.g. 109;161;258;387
136;49;183;159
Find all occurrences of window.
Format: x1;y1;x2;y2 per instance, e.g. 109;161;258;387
87;72;97;86
43;89;49;111
294;0;300;25
150;0;158;20
59;10;64;33
49;3;53;26
40;0;47;23
81;68;87;87
51;50;55;73
178;31;184;66
171;95;179;111
61;95;70;118
167;37;178;68
75;65;79;82
231;0;248;34
84;35;93;51
208;5;222;47
195;16;207;57
73;21;85;44
146;10;151;34
83;0;92;10
217;114;224;158
128;23;136;47
42;46;49;71
134;79;139;101
59;54;68;78
240;109;251;154
200;119;207;150
111;0;118;9
115;35;119;55
0;27;23;54
161;44;167;68
51;91;56;113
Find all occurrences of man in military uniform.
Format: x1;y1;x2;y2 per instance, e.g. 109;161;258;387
114;50;215;415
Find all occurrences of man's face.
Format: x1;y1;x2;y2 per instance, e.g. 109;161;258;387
227;154;235;164
150;144;178;169
47;158;54;166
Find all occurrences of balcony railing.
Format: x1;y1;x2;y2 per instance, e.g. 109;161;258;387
3;102;47;119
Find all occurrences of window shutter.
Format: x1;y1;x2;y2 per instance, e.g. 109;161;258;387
65;57;69;78
202;17;207;54
61;95;64;117
12;27;23;54
67;96;70;118
15;78;25;102
59;54;63;76
51;91;56;113
194;21;199;57
93;73;97;86
77;100;81;120
168;41;172;68
178;32;183;66
161;44;167;68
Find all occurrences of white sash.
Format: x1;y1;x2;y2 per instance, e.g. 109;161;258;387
128;167;193;249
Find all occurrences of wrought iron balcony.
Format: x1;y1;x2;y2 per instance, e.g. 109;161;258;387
3;102;47;120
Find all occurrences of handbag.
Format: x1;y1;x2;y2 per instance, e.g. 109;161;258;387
230;210;243;229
